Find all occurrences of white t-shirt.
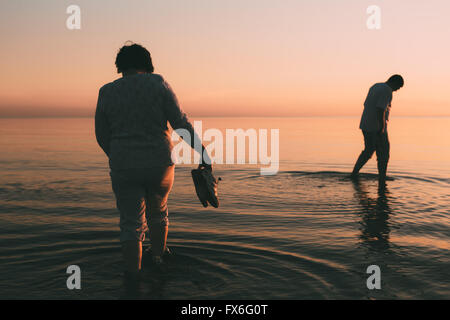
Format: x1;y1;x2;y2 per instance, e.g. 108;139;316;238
359;83;392;132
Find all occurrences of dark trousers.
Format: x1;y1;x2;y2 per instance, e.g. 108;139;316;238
352;130;390;181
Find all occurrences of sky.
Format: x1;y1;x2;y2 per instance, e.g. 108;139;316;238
0;0;449;117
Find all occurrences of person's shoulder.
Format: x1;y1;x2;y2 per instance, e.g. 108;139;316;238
149;73;174;92
148;73;170;88
378;83;392;95
375;82;391;90
99;82;112;90
384;82;393;91
370;82;390;92
368;83;380;91
372;82;384;89
131;73;166;88
98;78;121;93
97;83;111;98
149;73;165;82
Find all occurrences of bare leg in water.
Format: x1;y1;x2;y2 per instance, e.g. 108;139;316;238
351;131;389;189
122;240;143;274
351;131;376;178
351;149;375;177
121;240;142;298
150;225;168;260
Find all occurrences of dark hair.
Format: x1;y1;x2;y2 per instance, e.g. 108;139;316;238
115;43;154;73
387;74;404;88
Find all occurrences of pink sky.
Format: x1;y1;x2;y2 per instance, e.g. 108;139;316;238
0;0;449;117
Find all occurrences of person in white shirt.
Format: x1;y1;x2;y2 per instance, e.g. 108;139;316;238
95;43;211;281
351;75;404;186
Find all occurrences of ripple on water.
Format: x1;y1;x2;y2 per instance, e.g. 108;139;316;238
0;169;449;299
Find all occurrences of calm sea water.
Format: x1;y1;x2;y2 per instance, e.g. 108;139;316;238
0;117;449;299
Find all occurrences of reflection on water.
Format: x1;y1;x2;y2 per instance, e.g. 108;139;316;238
352;179;392;252
0;118;449;299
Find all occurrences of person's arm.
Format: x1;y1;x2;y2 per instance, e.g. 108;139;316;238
377;107;386;134
95;88;111;157
386;103;391;122
161;79;211;167
375;89;391;134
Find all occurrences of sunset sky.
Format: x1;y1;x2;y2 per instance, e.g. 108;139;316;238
0;0;449;117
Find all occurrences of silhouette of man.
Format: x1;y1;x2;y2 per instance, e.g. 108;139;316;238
351;75;404;185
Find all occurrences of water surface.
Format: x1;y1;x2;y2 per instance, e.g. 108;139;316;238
0;117;448;299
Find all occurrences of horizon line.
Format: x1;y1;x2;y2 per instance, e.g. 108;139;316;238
1;115;449;119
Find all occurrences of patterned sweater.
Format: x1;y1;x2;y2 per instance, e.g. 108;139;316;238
95;73;198;169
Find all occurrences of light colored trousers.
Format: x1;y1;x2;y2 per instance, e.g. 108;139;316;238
110;166;175;242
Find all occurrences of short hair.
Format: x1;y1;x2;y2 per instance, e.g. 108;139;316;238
115;43;154;73
387;74;404;88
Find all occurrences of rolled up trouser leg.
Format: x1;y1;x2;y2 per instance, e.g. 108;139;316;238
110;170;149;243
145;165;174;256
147;198;169;257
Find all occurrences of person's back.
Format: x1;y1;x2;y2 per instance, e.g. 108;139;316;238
97;73;185;169
359;82;392;133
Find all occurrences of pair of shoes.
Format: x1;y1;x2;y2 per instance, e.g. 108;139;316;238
191;166;221;208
